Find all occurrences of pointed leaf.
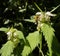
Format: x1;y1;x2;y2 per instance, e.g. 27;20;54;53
0;28;9;33
21;45;31;56
14;31;24;39
27;31;39;50
41;23;55;56
0;41;15;56
41;23;60;56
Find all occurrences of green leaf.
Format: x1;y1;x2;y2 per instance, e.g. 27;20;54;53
14;31;24;39
22;31;40;56
41;23;60;56
27;31;39;50
0;28;9;33
41;23;54;56
0;41;15;56
21;45;31;56
14;30;26;43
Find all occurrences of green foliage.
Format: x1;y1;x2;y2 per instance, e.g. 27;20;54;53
0;0;60;56
0;28;9;33
26;31;39;50
41;23;55;56
6;27;25;45
0;27;25;56
22;45;31;56
22;31;40;56
14;30;24;40
0;14;60;56
0;41;15;56
41;23;60;56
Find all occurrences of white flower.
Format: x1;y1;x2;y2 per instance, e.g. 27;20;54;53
7;32;12;40
45;12;56;16
7;32;11;36
36;12;41;15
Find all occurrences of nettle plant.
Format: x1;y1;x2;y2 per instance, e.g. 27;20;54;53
0;3;60;56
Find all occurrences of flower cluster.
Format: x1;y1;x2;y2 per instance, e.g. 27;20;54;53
35;12;56;31
7;28;20;45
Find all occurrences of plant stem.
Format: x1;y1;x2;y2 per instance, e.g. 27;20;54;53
34;2;43;12
39;32;44;56
50;4;60;12
39;32;42;49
